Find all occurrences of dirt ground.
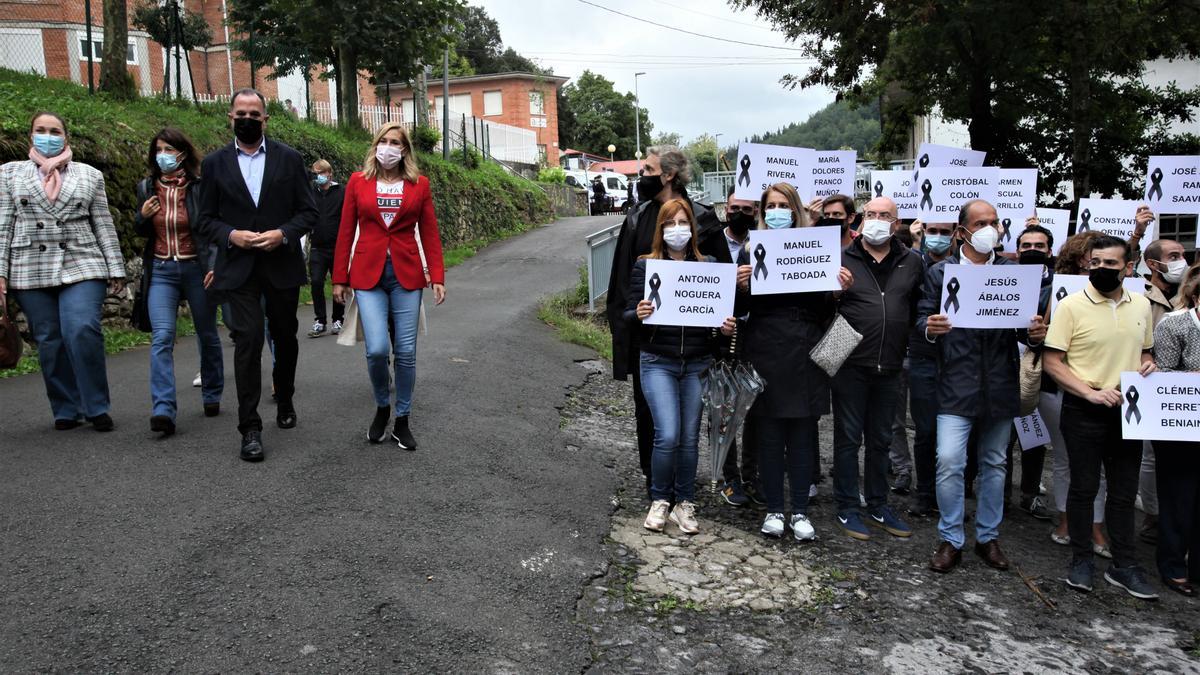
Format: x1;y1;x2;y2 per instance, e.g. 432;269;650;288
564;360;1200;674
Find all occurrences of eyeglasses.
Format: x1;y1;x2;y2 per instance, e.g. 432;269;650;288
864;211;896;222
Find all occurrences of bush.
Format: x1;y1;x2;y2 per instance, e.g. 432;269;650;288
537;166;566;184
411;125;440;153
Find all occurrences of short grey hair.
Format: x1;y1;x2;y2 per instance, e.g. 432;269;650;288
647;145;691;194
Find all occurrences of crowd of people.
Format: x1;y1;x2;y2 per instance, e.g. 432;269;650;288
0;89;445;461
607;146;1200;601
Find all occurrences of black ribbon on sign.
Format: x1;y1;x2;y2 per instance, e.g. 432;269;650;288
874;180;883;198
944;277;961;313
1147;167;1164;201
1002;218;1012;242
753;243;768;280
647;273;663;310
919;154;930;168
1125;386;1142;424
738;154;752;187
1078;208;1091;232
919;179;934;210
1056;286;1068;303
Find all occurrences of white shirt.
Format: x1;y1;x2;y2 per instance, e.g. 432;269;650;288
236;138;267;207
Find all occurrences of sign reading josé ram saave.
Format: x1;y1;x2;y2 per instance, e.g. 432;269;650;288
642;259;736;329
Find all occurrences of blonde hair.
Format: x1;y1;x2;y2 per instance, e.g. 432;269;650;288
639;198;703;261
757;182;809;230
311;159;332;173
362;122;420;182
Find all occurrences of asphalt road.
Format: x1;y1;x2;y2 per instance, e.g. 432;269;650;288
0;215;622;672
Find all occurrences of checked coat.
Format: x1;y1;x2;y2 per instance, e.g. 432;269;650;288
0;160;125;290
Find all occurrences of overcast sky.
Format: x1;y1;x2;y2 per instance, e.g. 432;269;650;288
475;0;836;151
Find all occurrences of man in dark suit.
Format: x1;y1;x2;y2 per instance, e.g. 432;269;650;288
197;88;317;462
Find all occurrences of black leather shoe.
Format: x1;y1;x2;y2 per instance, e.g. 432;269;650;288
277;406;297;429
54;418;83;431
1164;577;1197;597
240;431;264;462
204;402;220;417
87;413;114;432
150;415;176;437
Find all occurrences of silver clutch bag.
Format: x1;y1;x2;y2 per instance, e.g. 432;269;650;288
809;314;863;377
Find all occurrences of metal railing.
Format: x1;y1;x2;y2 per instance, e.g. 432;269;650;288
585;221;623;312
702;159;920;204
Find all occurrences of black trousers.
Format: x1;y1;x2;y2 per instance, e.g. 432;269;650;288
722;418;759;485
1060;392;1143;567
308;247;343;324
225;273;300;433
630;364;654;480
756;416;817;514
1004;437;1046;501
1153;440;1200;581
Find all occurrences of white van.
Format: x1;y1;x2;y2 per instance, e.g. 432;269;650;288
565;170;630;209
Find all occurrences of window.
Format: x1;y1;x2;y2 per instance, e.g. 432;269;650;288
434;93;472;119
607;177;621;191
537;144;548;164
528;90;545;115
1156;214;1199;259
529;116;547;128
483;90;502;116
80;36;136;64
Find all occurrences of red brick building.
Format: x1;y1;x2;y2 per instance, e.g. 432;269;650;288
383;72;569;165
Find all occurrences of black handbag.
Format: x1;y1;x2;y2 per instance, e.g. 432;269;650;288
130;263;152;332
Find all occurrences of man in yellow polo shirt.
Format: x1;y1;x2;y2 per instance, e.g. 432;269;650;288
1044;234;1158;600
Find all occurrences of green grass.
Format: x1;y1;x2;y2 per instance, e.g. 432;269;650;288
1;316;195;379
537;265;612;360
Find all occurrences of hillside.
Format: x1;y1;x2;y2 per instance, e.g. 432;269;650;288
747;100;881;155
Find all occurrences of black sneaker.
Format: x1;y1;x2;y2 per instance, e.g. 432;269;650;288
742;480;766;506
1104;565;1159;601
720;480;750;507
908;495;939;517
890;472;912;495
368;406;390;443
392;415;417;451
1066;558;1094;593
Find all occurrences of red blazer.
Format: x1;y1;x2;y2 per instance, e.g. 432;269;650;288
332;171;445;291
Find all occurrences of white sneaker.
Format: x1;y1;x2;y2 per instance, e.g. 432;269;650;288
809;483;818;498
669;501;699;535
790;514;816;541
191;372;202;387
331;319;343;335
644;499;670;532
761;512;785;538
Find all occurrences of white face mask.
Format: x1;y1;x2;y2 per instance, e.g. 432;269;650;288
967;225;999;254
663;224;692;252
1159;258;1188;284
861;219;893;246
375;144;404;169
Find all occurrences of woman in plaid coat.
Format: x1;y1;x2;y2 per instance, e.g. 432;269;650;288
0;112;126;430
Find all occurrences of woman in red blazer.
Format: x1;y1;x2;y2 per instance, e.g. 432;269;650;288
333;122;445;449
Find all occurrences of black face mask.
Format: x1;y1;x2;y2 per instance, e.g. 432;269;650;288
637;174;664;201
233;117;263;145
726;210;755;236
813;216;846;231
1089;266;1123;293
1018;250;1048;266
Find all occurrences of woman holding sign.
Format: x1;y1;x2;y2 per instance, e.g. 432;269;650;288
1151;270;1200;597
627;198;736;535
735;183;854;542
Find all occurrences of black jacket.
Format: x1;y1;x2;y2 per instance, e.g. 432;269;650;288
133;175;214;278
839;237;926;371
624;255;720;359
908;248;953;362
310;181;346;250
196;139;317;291
696;214;738;264
915;253;1032;419
605;197;715;379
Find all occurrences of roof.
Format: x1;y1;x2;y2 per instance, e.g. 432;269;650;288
589;160;642;175
384;71;569;92
562;148;611;162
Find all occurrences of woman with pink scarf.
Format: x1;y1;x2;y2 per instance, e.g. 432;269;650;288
0;112;126;431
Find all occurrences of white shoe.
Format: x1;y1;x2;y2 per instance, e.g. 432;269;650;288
644;499;670;532
331;319;343;335
191;372;202;387
669;501;699;535
761;512;785;538
809;483;818;498
790;513;816;541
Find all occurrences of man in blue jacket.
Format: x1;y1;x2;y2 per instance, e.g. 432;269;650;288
918;199;1047;573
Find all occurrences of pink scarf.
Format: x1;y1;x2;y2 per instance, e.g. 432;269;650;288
28;145;73;203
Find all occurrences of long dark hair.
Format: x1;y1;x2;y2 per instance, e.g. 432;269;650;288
147;127;201;181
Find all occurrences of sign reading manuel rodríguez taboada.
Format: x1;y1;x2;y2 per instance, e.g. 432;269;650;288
747;226;842;296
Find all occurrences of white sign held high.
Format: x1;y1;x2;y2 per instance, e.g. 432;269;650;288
871;169;920;219
642;259;737;329
1075;198;1153;242
1120;371;1200;442
809;150;857;200
995;169;1039;252
747;226;842;295
912;143;987;184
938;263;1042;329
1035;208;1072;255
916;167;1000;221
1144;155;1200;215
1047;274;1145;317
1014;410;1052;451
733;142;814;202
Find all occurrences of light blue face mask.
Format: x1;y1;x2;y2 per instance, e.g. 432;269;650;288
314;174;330;186
924;233;952;254
32;133;65;158
156;152;182;173
764;208;793;229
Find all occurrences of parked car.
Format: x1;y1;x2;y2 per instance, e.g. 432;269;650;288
565;170;630;210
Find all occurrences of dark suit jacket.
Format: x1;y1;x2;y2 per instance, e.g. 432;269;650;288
196;139;317;291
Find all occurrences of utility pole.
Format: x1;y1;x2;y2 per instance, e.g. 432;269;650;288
441;40;450;160
84;0;94;94
714;133;723;172
634;72;645;167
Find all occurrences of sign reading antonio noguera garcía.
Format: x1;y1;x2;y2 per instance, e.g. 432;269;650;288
1120;371;1200;442
747;226;843;296
937;263;1042;329
642;259;737;329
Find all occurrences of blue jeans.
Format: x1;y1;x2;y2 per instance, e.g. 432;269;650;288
640;351;710;502
356;260;421;415
908;356;940;502
936;414;1010;548
832;364;902;514
147;259;223;419
14;279;109;420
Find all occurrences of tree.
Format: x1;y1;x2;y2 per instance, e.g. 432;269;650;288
99;0;136;99
746;100;880;155
436;5;547;77
652;131;682;147
558;70;651;158
683;133;720;177
132;0;213;97
227;0;465;128
733;0;1200;202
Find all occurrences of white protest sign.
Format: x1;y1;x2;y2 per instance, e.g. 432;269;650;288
734;142;814;202
643;259;736;329
871;169;920;219
995;169;1039;252
1047;274;1146;317
1035;207;1072;255
747;226;842;295
1144;155;1200;215
1013;410;1052;451
912;143;987;184
1076;198;1154;242
1120;371;1200;442
808;150;857;200
938;263;1042;329
916;167;999;222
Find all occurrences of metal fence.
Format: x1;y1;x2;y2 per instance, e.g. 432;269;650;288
702;159;920;205
586;222;623;312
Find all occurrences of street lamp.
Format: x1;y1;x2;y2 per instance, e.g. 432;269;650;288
607;143;616;161
634;72;645;169
714;133;723;172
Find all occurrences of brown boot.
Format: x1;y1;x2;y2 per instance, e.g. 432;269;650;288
929;541;962;573
974;540;1011;570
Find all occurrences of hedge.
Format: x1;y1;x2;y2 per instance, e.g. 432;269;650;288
0;68;552;261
